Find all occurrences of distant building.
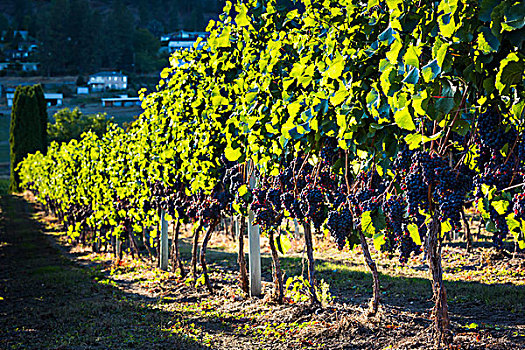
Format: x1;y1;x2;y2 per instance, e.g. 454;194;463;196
0;62;38;72
5;49;27;60
21;62;38;72
76;87;89;95
101;95;141;107
6;92;63;107
0;30;29;41
161;31;208;53
88;71;128;92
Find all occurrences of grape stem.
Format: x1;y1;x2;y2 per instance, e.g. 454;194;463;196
438;85;469;155
343;149;380;316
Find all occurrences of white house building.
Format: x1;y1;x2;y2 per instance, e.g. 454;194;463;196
7;92;63;107
76;87;89;95
101;95;141;107
88;71;128;92
161;31;208;53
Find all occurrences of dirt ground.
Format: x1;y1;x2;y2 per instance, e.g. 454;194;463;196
1;195;524;350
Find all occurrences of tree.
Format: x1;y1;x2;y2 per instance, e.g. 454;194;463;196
9;85;46;192
38;0;69;75
133;28;162;73
47;107;112;145
107;0;135;71
13;0;30;30
33;84;48;154
0;14;9;34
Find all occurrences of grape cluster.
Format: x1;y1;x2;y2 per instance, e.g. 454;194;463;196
320;137;340;166
477;109;517;151
517;140;525;163
476;156;517;191
266;188;282;210
405;171;428;214
405;151;472;231
514;193;525;221
392;146;414;174
326;207;353;250
252;187;280;229
300;185;327;229
382;196;406;252
325;188;346;211
224;164;244;195
280;191;304;219
398;233;420;263
489;207;509;248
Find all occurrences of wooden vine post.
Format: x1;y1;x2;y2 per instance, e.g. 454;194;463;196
159;210;169;271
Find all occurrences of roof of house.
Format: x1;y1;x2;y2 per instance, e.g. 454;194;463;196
90;71;126;78
6;93;63;99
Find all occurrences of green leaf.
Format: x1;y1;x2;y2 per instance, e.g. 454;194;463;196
394;107;416;131
485;220;497;233
235;3;250;27
403;45;421;68
324;53;345;79
367;0;379;10
330;88;349;106
276;234;292;255
479;0;500;22
495;53;525;94
373;233;385;251
386;40;403;64
421;60;441;82
225;145;242;161
441;220;452;236
372;209;387;231
407;223;422;245
195;274;206;287
435;81;455;115
361;211;375;236
215;29;231;48
502;2;525;31
238;184;248;196
476;27;500;54
402;67;420;85
378;26;396;45
506;213;520;232
491;200;509;215
287;101;302;118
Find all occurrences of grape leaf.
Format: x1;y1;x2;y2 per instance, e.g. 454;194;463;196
225;145;242;161
495;53;525;94
394;107;416;131
492;200;509;215
407;223;421;245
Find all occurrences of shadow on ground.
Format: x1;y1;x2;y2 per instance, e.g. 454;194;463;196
1;194;524;349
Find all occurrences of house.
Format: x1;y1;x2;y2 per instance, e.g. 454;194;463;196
0;30;29;41
76;87;89;95
101;95;141;107
88;71;128;92
6;92;63;107
21;62;38;72
161;31;208;53
43;93;63;106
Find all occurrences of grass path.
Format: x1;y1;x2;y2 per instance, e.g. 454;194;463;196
0;195;204;350
1;194;524;349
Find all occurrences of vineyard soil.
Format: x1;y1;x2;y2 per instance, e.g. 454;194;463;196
1;195;524;349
